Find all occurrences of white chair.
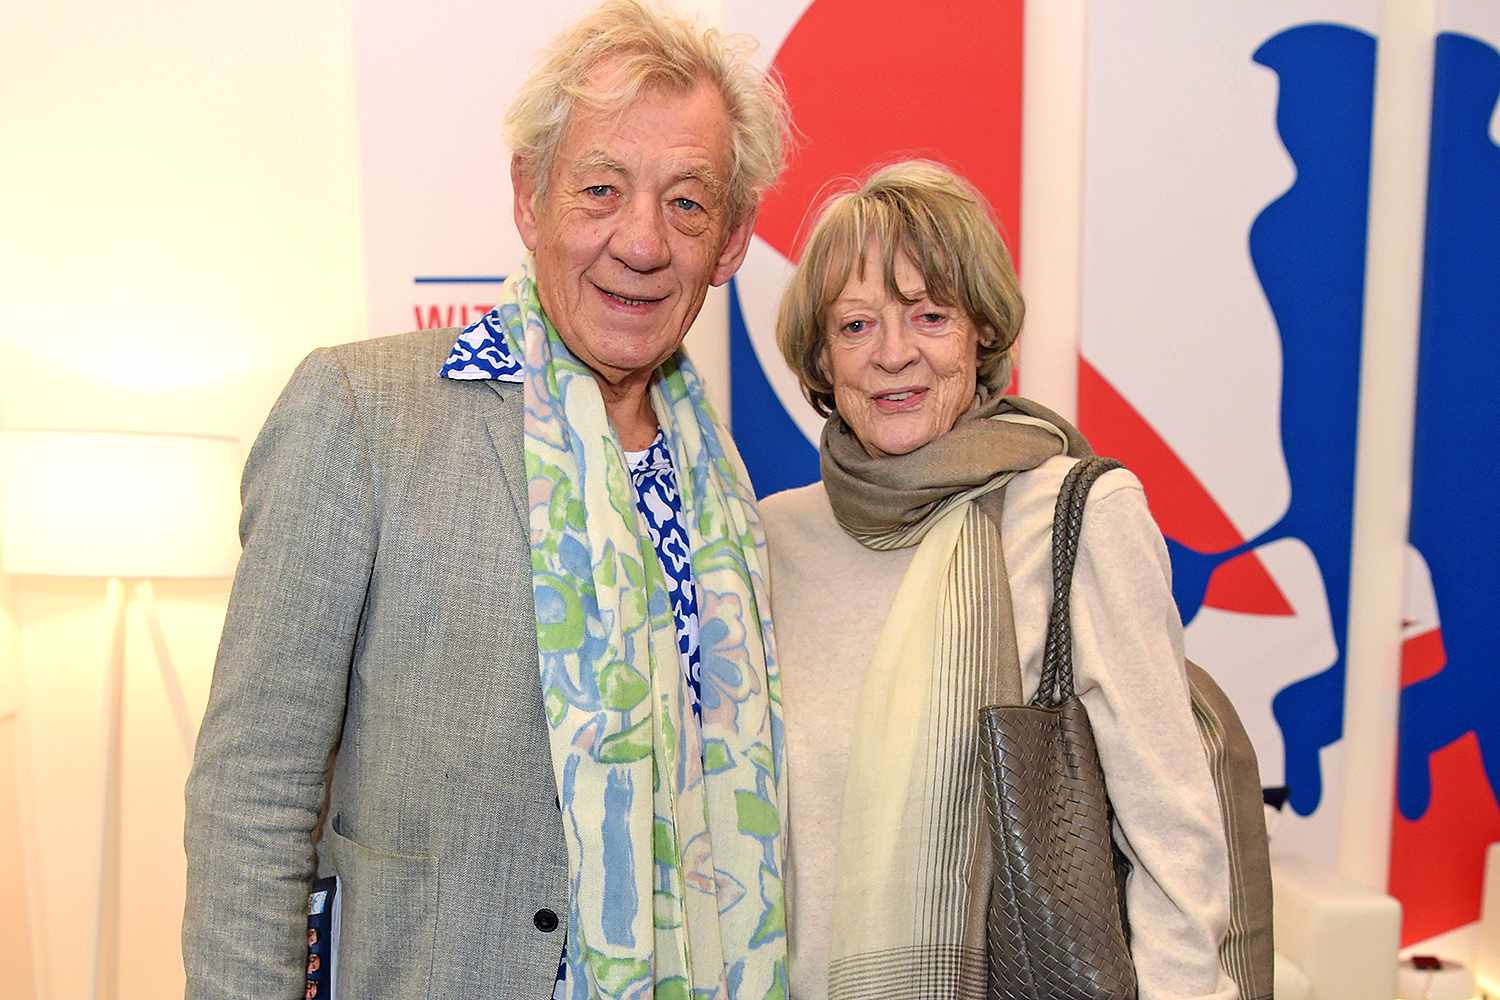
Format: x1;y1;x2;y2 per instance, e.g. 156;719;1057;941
1271;854;1402;1000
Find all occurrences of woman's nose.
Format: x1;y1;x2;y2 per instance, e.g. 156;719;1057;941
872;321;918;371
610;195;671;272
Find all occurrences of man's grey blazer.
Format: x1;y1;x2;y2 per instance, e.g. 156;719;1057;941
184;329;569;999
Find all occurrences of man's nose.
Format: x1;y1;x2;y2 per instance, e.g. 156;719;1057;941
610;195;671;272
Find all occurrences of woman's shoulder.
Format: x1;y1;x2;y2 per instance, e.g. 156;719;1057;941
1002;455;1174;645
1000;455;1162;572
759;481;832;530
1006;453;1147;515
758;480;873;566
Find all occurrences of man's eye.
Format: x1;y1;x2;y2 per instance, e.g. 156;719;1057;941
584;185;613;198
672;197;702;212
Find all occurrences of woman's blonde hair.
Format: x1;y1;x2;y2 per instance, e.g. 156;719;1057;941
505;0;791;222
776;160;1024;417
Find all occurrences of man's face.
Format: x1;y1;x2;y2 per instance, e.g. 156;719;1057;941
513;74;754;388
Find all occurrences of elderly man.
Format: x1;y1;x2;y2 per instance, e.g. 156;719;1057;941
183;3;791;997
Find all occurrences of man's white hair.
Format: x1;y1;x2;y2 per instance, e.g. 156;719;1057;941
505;0;791;221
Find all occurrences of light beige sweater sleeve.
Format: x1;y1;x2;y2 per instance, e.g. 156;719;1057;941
763;458;1236;1000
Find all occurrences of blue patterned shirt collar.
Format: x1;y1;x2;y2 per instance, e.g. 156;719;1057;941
440;306;676;476
629;430;674;474
438;308;524;383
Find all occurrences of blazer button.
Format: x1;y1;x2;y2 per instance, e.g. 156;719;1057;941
534;908;559;933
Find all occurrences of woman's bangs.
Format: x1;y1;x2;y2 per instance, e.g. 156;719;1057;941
812;207;873;319
887;210;963;309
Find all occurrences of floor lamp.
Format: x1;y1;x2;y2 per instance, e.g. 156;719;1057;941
0;430;241;1000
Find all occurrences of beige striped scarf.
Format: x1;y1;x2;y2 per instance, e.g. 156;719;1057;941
817;394;1089;999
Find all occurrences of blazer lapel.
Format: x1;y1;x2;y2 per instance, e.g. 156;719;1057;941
479;381;528;530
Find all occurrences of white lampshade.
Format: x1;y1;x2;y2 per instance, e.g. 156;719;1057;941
1478;843;1500;1000
0;430;242;579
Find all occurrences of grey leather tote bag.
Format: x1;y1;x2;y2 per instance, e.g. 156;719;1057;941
978;456;1137;1000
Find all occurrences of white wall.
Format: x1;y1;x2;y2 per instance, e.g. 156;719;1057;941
0;585;39;997
1021;0;1442;896
0;0;366;994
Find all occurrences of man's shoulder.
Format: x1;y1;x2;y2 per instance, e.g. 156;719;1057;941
279;327;518;451
314;328;463;392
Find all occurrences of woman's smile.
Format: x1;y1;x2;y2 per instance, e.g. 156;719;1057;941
870;386;929;412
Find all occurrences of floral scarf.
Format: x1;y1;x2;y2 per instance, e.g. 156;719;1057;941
497;259;788;999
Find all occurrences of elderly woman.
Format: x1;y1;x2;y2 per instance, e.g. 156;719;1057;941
761;161;1237;1000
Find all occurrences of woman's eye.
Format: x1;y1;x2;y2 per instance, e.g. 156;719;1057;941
672;197;702;212
841;319;869;335
918;312;946;325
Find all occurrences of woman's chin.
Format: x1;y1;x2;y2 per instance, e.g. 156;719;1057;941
845;400;967;460
856;427;944;459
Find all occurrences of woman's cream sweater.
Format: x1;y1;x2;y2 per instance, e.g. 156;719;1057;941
761;455;1238;1000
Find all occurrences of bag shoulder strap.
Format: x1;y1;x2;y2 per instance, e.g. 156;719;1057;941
1034;456;1123;708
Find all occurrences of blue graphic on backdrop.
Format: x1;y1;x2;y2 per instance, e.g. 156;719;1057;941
729;279;820;497
1166;25;1376;816
726;24;1387;819
1397;32;1500;820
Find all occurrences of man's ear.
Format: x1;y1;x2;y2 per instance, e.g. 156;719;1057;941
710;204;758;287
512;155;541;251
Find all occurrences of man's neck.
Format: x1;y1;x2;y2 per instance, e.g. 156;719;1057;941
599;376;660;451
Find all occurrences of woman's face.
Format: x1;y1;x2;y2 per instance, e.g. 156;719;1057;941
822;244;984;457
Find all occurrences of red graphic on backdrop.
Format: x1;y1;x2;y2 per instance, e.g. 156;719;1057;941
1079;360;1292;615
757;0;1023;265
1391;625;1498;944
413;303;496;330
758;0;1286;620
1390;726;1500;945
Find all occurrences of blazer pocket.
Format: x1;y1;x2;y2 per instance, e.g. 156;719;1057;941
322;817;437;1000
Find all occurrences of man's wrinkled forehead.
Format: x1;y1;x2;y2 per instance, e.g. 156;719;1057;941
548;60;730;174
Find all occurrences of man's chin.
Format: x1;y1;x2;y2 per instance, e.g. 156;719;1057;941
552;313;690;384
579;346;684;390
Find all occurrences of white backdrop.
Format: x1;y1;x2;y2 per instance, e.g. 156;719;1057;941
353;0;734;414
1080;0;1381;870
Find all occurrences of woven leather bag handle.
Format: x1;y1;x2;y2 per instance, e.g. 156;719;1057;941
1033;456;1124;708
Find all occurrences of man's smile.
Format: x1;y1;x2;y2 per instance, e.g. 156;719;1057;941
593;280;669;312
